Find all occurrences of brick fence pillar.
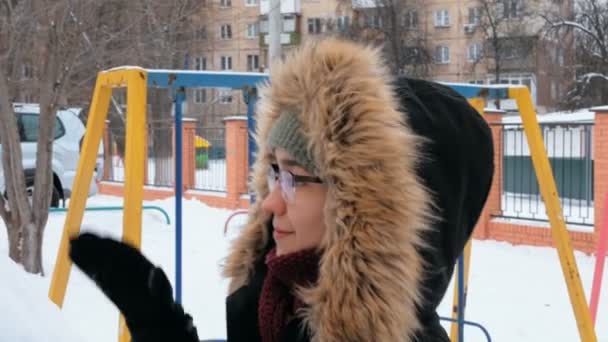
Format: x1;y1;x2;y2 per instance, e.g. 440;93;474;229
224;116;249;208
143;124;149;185
181;119;196;190
473;109;505;239
592;107;608;246
103;120;112;181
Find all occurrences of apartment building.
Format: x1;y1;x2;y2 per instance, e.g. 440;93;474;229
186;0;263;127
6;0;571;115
419;0;573;112
222;0;571;112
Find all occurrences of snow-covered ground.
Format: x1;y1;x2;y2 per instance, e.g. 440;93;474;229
1;195;606;341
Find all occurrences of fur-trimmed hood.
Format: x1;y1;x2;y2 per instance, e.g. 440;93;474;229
223;38;431;341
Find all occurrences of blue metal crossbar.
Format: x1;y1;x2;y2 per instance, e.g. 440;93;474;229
146;69;267;89
438;82;513;100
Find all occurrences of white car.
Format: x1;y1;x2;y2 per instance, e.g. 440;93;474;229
0;103;104;207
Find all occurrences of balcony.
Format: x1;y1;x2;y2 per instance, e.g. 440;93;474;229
260;0;301;15
259;32;301;47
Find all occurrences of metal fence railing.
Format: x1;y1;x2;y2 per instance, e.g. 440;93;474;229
497;122;594;226
103;120;229;193
106;127;125;183
105;123;175;187
194;126;226;192
146;122;174;187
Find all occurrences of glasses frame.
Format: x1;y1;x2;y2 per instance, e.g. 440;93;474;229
268;164;323;203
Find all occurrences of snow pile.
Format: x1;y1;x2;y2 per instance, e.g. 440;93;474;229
0;195;606;341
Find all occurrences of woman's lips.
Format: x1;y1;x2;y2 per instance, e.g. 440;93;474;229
273;228;294;240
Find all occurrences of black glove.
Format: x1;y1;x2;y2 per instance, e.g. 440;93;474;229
69;232;199;342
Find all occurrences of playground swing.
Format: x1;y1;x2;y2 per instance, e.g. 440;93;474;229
47;68;600;342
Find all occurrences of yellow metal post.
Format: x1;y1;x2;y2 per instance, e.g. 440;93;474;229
449;239;472;341
49;73;112;306
449;98;485;342
48;68;148;342
117;70;148;342
511;87;597;342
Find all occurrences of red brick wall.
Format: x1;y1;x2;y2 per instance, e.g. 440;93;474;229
487;220;596;253
180;119;196;190
225;117;249;209
473;109;504;240
100;107;608;253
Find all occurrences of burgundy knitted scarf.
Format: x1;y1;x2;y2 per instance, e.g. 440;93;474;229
258;247;320;342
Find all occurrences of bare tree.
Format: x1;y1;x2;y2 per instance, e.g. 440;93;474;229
102;0;208;186
344;0;432;78
542;0;608;108
0;0;100;274
0;0;207;274
475;0;539;89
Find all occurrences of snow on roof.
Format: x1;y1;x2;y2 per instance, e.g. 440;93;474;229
351;0;379;8
590;105;608;112
502;108;595;124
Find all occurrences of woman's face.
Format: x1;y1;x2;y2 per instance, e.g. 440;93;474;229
261;148;327;256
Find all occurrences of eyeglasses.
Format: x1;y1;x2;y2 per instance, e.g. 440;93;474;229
267;164;323;203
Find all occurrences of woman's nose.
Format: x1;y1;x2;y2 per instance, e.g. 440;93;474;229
261;183;287;216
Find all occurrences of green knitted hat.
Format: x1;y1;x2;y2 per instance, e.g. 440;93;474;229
267;112;317;175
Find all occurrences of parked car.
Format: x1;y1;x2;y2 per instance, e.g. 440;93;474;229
0;103;104;207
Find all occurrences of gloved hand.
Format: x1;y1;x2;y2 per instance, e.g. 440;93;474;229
69;232;199;342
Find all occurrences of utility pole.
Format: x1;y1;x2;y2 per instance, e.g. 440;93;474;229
268;0;282;68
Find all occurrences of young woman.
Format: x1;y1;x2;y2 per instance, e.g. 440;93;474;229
70;37;493;342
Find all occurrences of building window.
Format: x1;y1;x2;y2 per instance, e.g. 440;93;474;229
220;24;232;40
247;54;259;71
468;43;482;62
260;18;268;33
246;23;258;39
468;7;481;25
403;11;418;30
367;15;382;29
550;81;561;100
283;15;296;32
194;56;207;70
221;56;232;70
220;0;231;7
22;63;33;79
500;46;518;60
219;88;233;104
555;46;565;66
195;26;207;40
434;9;450;27
193;89;206;104
22;92;35;103
245;0;257;5
487;74;535;100
434;45;450;64
497;0;523;19
336;16;350;31
308;18;322;34
404;46;425;64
